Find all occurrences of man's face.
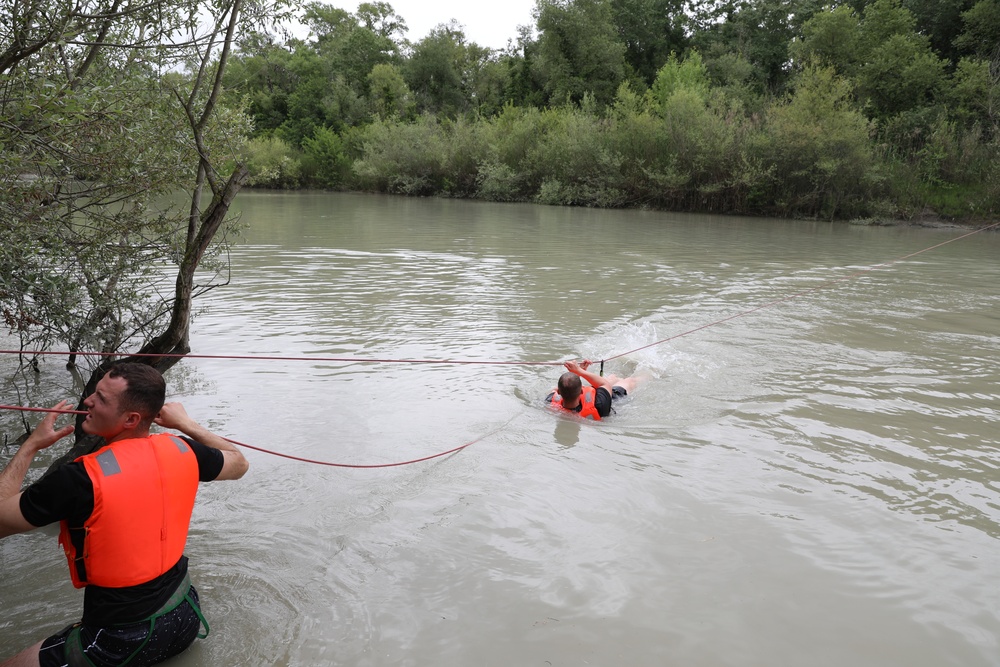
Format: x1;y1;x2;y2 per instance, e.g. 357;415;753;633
81;375;133;439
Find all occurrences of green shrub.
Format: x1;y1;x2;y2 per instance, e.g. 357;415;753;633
352;115;448;195
301;126;351;188
476;160;522;202
438;118;488;197
244;135;303;189
523;107;624;206
753;65;877;218
477;105;558;198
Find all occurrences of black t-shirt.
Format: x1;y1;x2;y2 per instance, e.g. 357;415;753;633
19;436;225;626
545;386;613;418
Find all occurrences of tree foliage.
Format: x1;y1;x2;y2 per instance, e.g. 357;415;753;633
405;21;495;118
754;64;876;218
1;0;288;448
954;0;1000;60
533;0;626;107
205;0;1000;218
609;0;689;85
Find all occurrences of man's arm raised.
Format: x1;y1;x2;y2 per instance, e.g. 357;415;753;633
0;401;75;538
564;360;615;392
155;402;249;481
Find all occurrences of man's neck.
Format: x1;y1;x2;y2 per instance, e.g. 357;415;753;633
105;428;151;445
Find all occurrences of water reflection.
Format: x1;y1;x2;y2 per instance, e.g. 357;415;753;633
552;417;582;448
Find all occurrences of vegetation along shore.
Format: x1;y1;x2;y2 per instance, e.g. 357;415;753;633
226;0;1000;223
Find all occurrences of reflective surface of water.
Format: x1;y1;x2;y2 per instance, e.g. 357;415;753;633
2;192;999;666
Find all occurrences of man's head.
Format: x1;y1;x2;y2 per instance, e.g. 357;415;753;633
82;363;166;440
557;372;582;403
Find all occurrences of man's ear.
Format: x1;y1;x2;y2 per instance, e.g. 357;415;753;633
123;412;143;429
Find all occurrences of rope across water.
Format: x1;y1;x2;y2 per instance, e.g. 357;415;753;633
2;221;997;466
0;404;515;469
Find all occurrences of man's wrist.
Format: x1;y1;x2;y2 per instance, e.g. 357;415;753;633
20;437;46;456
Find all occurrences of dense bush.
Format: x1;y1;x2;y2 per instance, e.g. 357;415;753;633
751;65;878;219
227;2;1000;221
301;126;351;188
244;136;304;189
351;115;454;195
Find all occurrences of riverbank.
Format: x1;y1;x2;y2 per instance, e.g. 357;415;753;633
244;185;998;231
849;209;999;229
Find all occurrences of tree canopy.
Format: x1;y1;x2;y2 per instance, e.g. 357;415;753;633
1;0;288;448
216;0;997;221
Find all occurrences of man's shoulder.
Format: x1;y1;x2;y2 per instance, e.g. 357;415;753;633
593;386;613;417
20;460;93;527
31;459;89;487
591;385;611;400
180;437;225;481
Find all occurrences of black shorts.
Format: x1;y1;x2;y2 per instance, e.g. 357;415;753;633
38;587;204;667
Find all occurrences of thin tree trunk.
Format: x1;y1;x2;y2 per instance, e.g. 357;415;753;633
45;165;249;472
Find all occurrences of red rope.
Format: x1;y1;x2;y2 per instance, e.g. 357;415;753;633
3;223;995;368
222;423;506;468
3;221;995;466
0;405;86;415
0;404;502;468
604;221;1000;361
0;349;563;366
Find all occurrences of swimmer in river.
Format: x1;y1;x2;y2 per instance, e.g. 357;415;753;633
544;360;643;420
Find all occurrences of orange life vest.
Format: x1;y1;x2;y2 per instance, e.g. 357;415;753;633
547;385;602;420
59;433;200;589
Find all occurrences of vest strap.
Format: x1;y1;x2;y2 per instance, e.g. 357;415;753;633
63;572;209;667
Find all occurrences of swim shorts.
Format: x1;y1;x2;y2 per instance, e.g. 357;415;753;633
38;586;205;667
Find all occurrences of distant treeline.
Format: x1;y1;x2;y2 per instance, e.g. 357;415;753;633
222;0;1000;220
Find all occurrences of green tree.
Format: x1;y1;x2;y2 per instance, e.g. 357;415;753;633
301;2;356;49
224;34;298;135
533;0;627;107
274;47;335;142
405;22;473;116
855;0;947;120
857;34;947;119
954;0;1000;59
902;0;975;64
498;26;548;108
794;0;948;122
302;126;352;187
301;1;405;90
1;0;288;453
609;0;689;85
949;56;1000;130
754;64;876;218
692;0;824;94
647;50;710;107
467;56;513;117
368;62;414;120
860;0;920;44
791;5;863;74
357;1;408;38
405;21;496;118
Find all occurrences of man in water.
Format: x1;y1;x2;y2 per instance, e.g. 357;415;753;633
545;359;642;420
0;362;249;667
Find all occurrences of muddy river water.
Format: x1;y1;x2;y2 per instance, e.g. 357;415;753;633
2;192;998;666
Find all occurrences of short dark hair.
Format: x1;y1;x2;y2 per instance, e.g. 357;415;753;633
106;362;166;421
557;372;582;401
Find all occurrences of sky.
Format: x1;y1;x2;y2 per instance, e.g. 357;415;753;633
310;0;538;50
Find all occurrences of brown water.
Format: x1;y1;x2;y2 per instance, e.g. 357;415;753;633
2;192;999;666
